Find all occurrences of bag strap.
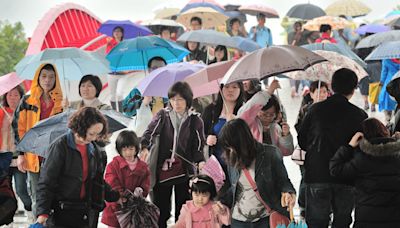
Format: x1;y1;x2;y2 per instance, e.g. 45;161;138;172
242;168;272;213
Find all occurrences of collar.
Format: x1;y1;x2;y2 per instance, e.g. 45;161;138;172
320;33;332;39
187;200;213;213
66;130;95;156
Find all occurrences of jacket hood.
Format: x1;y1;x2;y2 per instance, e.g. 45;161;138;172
30;63;63;101
359;137;400;157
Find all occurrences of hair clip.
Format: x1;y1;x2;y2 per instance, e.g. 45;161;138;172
189;177;210;188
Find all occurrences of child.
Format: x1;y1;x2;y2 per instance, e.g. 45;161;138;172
174;175;230;228
101;130;150;228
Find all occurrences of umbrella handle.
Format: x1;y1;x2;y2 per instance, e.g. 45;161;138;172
289;204;294;222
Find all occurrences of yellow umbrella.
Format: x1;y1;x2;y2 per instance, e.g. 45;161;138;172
176;7;229;29
153;6;180;19
325;0;371;17
303;16;351;31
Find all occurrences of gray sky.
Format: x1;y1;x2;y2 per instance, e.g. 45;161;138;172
0;0;398;44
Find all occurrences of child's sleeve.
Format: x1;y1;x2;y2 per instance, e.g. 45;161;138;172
216;203;231;225
172;204;188;228
140;165;151;197
104;162;124;194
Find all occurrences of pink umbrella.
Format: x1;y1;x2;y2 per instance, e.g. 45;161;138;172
239;4;279;18
200;155;225;191
185;60;235;97
0;72;24;97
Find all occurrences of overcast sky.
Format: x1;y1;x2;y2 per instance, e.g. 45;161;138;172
0;0;398;44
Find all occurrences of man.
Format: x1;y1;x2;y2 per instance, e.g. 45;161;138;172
227;18;247;37
248;13;273;47
315;24;337;43
160;26;171;40
287;21;308;46
190;16;202;30
298;68;368;228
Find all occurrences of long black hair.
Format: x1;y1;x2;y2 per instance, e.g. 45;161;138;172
209;45;228;64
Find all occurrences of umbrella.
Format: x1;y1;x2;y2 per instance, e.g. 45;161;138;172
286;3;326;20
225;4;247;23
286;50;368;82
137;62;205;97
181;1;225;13
355;24;391;35
176;7;229;29
177;29;232;47
185;60;235;97
303;16;350;31
16;109;131;158
153;5;180;19
356;30;400;49
221;45;326;84
301;43;366;68
238;4;279;18
387;17;400;28
140;19;185;34
200;155;225;191
98;20;152;39
325;0;371;17
184;0;225;10
106;36;190;71
0;72;24;97
229;36;261;52
15;47;109;80
385;10;400;19
365;41;400;61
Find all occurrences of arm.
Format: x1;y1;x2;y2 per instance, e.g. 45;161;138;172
140;109;164;150
214;202;231;225
191;116;206;163
140;166;151;197
268;28;273;46
12;97;27;144
238;90;271;125
297;107;313;150
173;204;188;228
271;147;296;194
104;162;124;194
329;145;358;179
248;26;256;41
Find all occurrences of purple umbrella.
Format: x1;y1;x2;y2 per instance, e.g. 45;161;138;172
355;24;391;35
137;62;205;97
98;20;153;39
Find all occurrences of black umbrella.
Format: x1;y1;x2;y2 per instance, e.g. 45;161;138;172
286;3;326;20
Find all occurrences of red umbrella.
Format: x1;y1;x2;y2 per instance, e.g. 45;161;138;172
239;4;279;18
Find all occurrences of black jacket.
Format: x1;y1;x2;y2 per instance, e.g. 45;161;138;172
298;94;368;184
330;138;400;227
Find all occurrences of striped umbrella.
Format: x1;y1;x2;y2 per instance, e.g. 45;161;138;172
365;41;400;61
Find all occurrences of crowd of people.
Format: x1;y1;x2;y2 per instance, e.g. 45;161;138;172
1;8;400;228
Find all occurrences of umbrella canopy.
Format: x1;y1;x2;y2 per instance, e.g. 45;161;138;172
106;36;189;71
15;47;109;80
355;24;391;35
286;3;326;20
153;6;180;19
286;50;368;82
365;41;400;61
137;62;205;97
177;7;229;29
140;19;185;34
238;4;279;18
0;72;24;97
98;20;153;39
225;4;247;24
221;45;326;84
177;29;232;46
16;109;131;158
385;10;400;19
200;155;225;191
185;60;235;97
301;43;366;68
230;36;261;52
181;1;225;13
303;16;350;31
325;0;371;17
356;30;400;49
387;17;400;28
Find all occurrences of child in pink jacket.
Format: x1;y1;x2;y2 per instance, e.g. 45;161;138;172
174;175;230;228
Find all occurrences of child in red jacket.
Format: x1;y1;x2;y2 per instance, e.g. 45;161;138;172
101;130;150;228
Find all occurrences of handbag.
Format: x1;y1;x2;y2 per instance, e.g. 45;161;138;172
146;135;160;190
291;145;306;166
52;201;89;227
368;82;381;105
242;169;290;228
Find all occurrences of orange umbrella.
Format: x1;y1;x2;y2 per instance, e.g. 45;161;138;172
303;16;351;31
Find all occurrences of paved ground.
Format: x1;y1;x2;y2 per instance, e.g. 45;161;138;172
4;78;384;228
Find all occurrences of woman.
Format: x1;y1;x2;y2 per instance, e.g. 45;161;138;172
379;58;400;122
219;118;296;227
209;45;228;65
330;118;400;227
35;107;119;228
184;41;207;64
227;18;247;37
140;81;206;228
0;86;32;218
63;75;110;110
105;26;123;54
202;82;244;169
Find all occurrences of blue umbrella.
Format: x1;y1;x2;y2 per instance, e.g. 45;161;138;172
355;24;391;35
365;41;400;61
181;2;225;13
276;220;308;228
385;10;400;18
230;36;261;52
301;43;366;68
15;47;109;80
106;36;190;71
98;20;153;39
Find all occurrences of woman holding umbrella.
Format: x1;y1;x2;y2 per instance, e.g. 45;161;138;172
184;41;207;64
379;58;400;123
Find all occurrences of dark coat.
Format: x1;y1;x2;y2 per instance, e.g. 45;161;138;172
220;143;296;218
330;138;400;227
298;94;368;184
36;131;119;227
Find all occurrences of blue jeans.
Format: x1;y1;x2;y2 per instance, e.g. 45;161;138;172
306;183;354;228
10;167;32;211
28;171;40;217
231;216;269;228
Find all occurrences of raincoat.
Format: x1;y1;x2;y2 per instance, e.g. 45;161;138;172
379;59;400;112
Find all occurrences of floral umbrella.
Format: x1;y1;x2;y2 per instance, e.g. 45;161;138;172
303;16;351;31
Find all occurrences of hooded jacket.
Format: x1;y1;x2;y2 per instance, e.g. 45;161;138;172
12;63;63;173
330;138;400;227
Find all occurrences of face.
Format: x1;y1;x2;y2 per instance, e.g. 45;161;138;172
121;146;137;162
190;20;201;30
75;123;104;145
149;60;166;72
294;23;302;31
232;21;240;31
215;49;225;61
38;69;56;93
113;28;123;40
169;94;187;114
310;86;328;102
257;106;276;126
257;16;266;25
6;88;21;109
160;30;171;40
242;80;251;92
80;81;97;100
222;83;241;102
187;41;198;51
192;191;210;208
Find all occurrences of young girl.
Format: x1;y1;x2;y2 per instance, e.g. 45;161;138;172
174;175;230;228
102;130;150;228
